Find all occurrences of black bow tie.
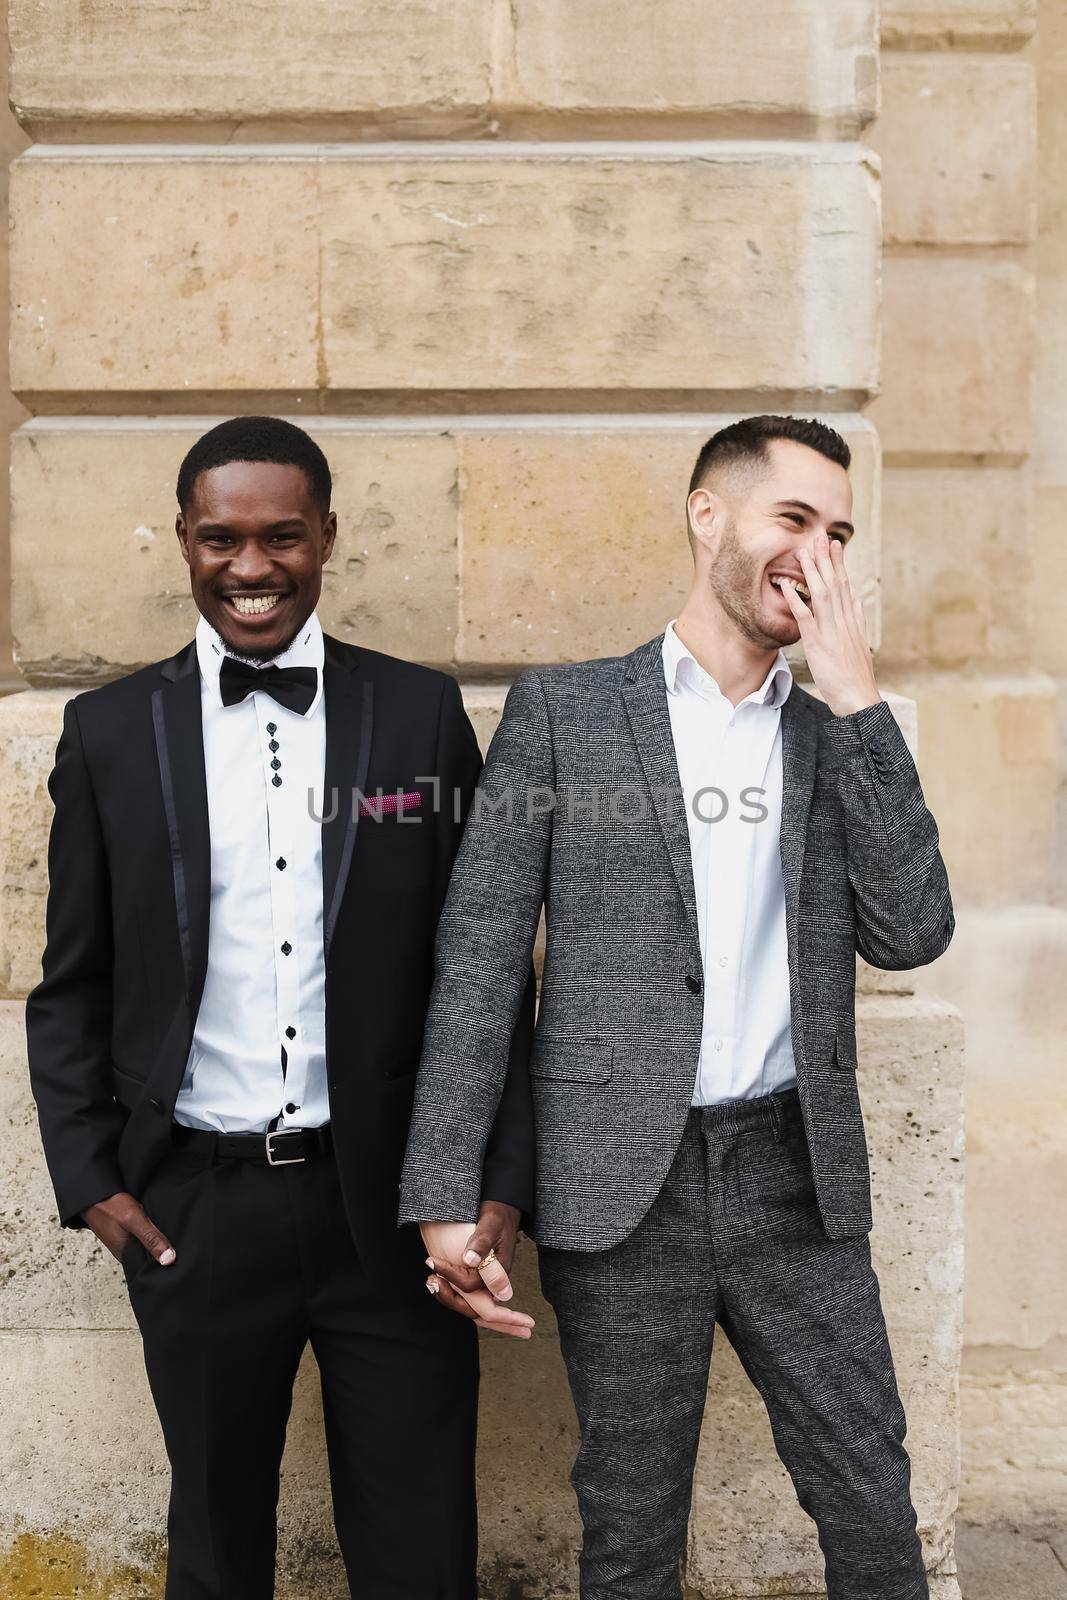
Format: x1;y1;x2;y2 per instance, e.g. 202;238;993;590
219;655;318;717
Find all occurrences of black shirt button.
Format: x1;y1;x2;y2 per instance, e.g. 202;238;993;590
272;775;283;787
285;1026;296;1039
276;857;286;871
285;1102;298;1115
266;722;277;735
685;974;702;994
281;941;292;956
270;757;282;771
268;739;279;751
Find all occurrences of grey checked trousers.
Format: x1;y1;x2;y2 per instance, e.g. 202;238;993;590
537;1088;929;1600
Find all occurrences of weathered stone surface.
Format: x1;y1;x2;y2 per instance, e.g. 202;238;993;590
9;0;495;135
880;468;1034;670
505;1;877;132
10;417;880;684
457;420;880;668
9;0;877;137
887;672;1059;904
875;57;1036;244
881;0;1036;49
319;149;878;398
10;153;321;397
11;149;880;401
0;994;964;1596
961;1367;1067;1527
870;260;1035;462
0;690;66;1001
918;908;1067;1349
10;422;459;682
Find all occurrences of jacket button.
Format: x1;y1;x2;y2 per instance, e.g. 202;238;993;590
685;974;702;994
149;1097;165;1115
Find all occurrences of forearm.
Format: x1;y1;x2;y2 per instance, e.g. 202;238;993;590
820;699;954;970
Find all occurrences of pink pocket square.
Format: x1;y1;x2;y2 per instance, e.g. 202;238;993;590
358;789;423;818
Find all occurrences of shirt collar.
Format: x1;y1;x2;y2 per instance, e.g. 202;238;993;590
661;620;792;710
195;608;325;717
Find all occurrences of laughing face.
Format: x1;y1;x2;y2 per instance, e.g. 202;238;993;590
697;438;855;649
176;459;337;662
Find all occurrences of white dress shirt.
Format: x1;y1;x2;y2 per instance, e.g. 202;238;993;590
661;620;797;1106
174;610;330;1133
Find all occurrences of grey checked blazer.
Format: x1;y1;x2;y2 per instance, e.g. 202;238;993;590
399;634;954;1250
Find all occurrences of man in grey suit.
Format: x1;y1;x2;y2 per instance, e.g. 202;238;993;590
400;415;953;1600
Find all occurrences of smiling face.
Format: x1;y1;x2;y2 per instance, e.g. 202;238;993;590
689;437;855;649
176;460;337;662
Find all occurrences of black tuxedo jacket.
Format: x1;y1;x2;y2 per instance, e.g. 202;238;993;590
25;631;535;1283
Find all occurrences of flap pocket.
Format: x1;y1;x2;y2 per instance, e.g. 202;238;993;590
530;1038;613;1085
834;1014;858;1071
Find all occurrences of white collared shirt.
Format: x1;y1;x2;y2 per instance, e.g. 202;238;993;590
174;610;330;1133
661;620;797;1106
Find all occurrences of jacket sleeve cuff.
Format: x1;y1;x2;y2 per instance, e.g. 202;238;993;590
57;1164;126;1230
397;1178;482;1229
818;698;914;779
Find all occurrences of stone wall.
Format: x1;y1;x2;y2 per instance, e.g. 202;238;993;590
874;0;1067;1529
5;0;1044;1593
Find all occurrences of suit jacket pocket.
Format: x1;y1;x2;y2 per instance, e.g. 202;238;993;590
530;1038;613;1084
834;1013;858;1071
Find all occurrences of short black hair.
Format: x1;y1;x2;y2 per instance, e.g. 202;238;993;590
176;416;333;515
688;415;850;502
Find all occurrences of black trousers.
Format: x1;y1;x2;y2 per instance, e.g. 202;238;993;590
122;1137;479;1600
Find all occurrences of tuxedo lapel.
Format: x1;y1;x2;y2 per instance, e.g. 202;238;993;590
778;681;820;964
153;642;211;1024
621;636;700;946
322;636;374;964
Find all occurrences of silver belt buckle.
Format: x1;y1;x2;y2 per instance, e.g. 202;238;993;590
265;1129;305;1167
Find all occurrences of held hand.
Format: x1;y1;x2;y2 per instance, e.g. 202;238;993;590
82;1191;176;1267
418;1208;535;1340
778;531;882;717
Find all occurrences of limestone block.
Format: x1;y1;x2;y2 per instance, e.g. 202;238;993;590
880;468;1033;670
919;907;1067;1356
881;0;1036;49
961;1368;1067;1526
10;152;321;397
10;422;460;682
12;148;881;401
319;148;879;398
875;57;1035;244
869;260;1035;462
457;418;880;667
0;994;963;1597
505;1;877;133
8;0;494;136
9;0;877;137
10;417;880;685
0;690;67;1001
886;672;1058;905
1032;485;1067;676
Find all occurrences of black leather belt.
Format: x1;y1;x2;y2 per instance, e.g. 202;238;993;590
171;1122;333;1166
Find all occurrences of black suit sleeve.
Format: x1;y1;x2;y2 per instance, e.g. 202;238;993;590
429;674;536;1220
25;696;126;1227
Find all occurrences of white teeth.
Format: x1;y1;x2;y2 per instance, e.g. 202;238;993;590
770;575;810;601
229;594;281;615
